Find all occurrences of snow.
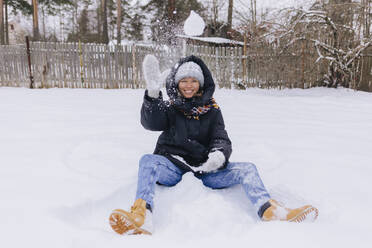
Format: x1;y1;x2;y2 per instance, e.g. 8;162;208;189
1;87;372;247
183;11;205;36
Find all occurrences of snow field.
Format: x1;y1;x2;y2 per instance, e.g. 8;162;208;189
1;87;372;248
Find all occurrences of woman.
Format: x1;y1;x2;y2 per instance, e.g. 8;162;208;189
109;55;318;235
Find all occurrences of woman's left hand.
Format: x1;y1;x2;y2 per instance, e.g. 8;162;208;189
196;150;225;173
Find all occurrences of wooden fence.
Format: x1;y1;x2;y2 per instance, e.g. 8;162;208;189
1;41;372;91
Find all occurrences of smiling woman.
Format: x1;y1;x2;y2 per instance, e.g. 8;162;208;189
108;54;319;236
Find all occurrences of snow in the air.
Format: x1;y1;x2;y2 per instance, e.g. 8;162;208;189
183;11;205;36
1;87;372;248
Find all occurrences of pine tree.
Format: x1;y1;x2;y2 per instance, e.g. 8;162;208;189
65;0;92;42
124;1;144;41
126;12;144;41
66;0;100;43
78;9;89;38
6;0;32;15
103;0;133;43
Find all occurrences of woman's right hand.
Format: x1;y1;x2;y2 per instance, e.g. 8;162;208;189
142;54;162;98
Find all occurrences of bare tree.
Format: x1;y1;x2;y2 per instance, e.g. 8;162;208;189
360;0;371;38
116;0;121;44
96;0;101;39
211;0;219;25
203;0;231;38
264;6;372;88
0;0;4;44
41;4;46;40
32;0;40;41
227;0;233;31
250;0;256;26
168;0;175;22
72;0;78;36
234;0;263;42
101;0;108;43
207;0;226;34
4;0;8;44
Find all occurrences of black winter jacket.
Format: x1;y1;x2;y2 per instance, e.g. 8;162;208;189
140;55;232;172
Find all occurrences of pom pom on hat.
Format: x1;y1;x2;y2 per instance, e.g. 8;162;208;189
175;62;204;87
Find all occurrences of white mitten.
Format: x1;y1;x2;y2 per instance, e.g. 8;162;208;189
142;54;162;98
196;151;225;173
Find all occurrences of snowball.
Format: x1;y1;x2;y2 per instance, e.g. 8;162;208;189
183;11;205;36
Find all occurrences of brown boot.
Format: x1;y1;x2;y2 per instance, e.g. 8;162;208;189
261;199;318;222
109;199;152;235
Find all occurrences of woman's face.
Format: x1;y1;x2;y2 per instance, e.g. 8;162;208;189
178;77;200;98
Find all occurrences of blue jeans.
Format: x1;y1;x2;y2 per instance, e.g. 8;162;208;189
135;154;271;215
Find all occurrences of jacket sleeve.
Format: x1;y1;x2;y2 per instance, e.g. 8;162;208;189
209;109;232;162
140;90;169;131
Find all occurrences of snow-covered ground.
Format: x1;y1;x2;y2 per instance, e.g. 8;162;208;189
1;87;372;248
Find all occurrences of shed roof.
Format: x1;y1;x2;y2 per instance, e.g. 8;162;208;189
177;35;244;46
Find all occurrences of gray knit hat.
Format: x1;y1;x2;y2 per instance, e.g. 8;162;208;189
175;61;204;87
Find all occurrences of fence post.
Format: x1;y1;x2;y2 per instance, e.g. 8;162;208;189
26;36;34;89
215;47;219;86
243;34;247;87
301;41;305;89
132;44;137;88
79;40;85;87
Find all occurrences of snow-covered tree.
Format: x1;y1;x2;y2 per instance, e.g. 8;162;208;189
261;1;372;88
125;5;145;41
66;1;101;43
106;0;130;43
